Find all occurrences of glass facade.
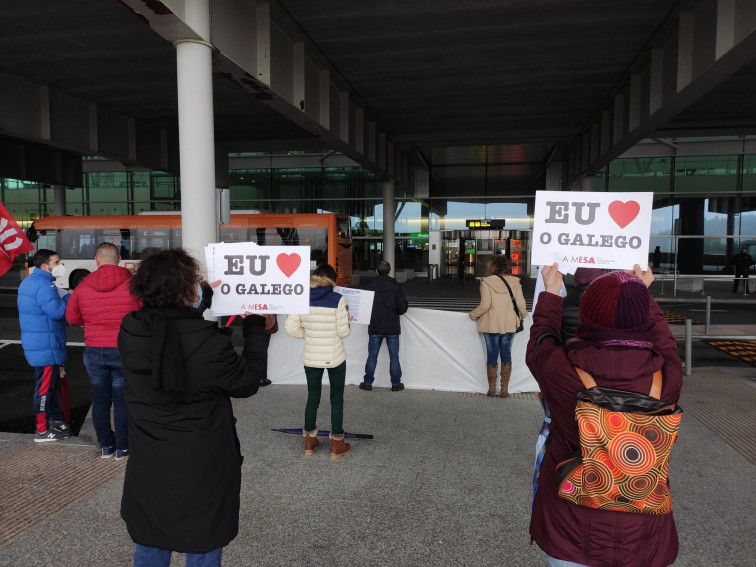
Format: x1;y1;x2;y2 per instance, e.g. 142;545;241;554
4;143;756;276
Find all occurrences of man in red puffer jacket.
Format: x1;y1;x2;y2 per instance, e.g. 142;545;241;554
66;242;140;460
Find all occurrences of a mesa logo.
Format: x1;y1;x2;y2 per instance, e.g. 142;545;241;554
240;304;269;311
563;256;596;264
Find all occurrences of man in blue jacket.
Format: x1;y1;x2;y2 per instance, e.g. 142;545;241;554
359;260;409;392
18;249;71;442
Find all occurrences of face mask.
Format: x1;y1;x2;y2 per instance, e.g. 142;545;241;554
193;284;203;309
51;265;66;279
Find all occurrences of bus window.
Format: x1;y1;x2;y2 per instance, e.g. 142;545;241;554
221;227;249;243
133;228;171;259
276;227;299;246
336;218;351;239
120;229;132;259
253;227;328;268
34;230;57;253
60;230;96;259
171;228;182;249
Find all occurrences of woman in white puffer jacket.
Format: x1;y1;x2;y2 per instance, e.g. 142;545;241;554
285;264;352;459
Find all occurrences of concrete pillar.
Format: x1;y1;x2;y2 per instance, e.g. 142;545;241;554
678;199;704;274
53;184;66;216
382;179;396;271
580;174;594;192
174;0;216;269
545;162;562;190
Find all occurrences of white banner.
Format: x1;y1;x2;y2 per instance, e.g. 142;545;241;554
334;286;374;325
264;307;539;394
531;190;653;273
207;242;311;315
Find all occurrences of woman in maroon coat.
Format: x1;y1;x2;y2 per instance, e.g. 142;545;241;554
526;264;682;567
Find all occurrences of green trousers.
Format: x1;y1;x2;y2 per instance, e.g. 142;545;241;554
304;362;346;434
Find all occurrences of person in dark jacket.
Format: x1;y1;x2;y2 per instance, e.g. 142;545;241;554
66;242;140;459
358;260;409;392
560;267;603;341
241;313;276;387
526;264;682;567
730;246;755;293
117;249;263;567
18;249;72;442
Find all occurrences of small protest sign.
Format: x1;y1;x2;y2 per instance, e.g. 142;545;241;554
531;191;653;272
207;242;311;315
334;286;374;325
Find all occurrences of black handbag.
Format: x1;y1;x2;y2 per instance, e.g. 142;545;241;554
497;275;524;333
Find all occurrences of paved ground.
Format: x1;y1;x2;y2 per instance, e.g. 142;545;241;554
1;272;755;566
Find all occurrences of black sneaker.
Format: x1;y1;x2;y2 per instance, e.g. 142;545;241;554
50;420;71;439
101;446;116;459
259;378;272;386
34;429;68;443
359;382;372;391
391;383;405;392
115;449;129;461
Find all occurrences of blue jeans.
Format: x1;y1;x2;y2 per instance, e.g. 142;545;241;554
546;554;588;567
134;544;222;567
483;333;514;366
363;334;402;385
83;347;128;452
33;365;64;432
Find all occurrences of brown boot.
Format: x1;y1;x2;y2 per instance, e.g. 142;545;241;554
500;363;511;398
486;364;498;397
329;432;351;460
303;429;319;456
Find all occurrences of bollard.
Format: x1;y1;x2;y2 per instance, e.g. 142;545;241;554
705;295;711;335
684;319;692;376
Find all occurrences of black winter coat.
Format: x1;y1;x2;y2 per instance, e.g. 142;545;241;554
364;274;408;335
560;282;589;342
118;306;261;553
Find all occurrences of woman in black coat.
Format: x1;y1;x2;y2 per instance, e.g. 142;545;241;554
118;249;262;567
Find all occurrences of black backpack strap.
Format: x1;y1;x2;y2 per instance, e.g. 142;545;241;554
497;275;522;320
535;332;563;346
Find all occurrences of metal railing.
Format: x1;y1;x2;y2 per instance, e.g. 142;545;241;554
656;273;751;297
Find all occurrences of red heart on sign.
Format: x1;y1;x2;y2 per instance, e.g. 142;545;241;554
608;200;640;229
276;253;301;278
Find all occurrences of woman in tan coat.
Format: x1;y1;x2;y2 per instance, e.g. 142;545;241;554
468;255;527;397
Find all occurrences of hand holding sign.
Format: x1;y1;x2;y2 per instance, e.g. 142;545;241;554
531;191;653;272
541;262;564;295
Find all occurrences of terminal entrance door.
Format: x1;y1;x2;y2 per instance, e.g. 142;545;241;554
440;230;530;278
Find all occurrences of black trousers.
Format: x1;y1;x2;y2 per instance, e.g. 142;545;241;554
733;269;750;292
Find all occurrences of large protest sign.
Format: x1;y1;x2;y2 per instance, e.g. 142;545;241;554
206;242;311;315
531;191;653;272
334;286;374;325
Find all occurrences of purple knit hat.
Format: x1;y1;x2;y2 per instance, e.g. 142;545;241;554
572;271;653;349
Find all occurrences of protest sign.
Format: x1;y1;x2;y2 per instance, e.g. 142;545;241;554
531;191;653;272
206;241;311;315
334;286;374;325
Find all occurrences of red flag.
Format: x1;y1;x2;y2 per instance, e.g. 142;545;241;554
0;203;35;277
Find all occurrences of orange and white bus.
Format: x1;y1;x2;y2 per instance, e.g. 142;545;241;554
24;212;353;288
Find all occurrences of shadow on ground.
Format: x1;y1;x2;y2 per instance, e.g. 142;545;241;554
0;345;90;435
